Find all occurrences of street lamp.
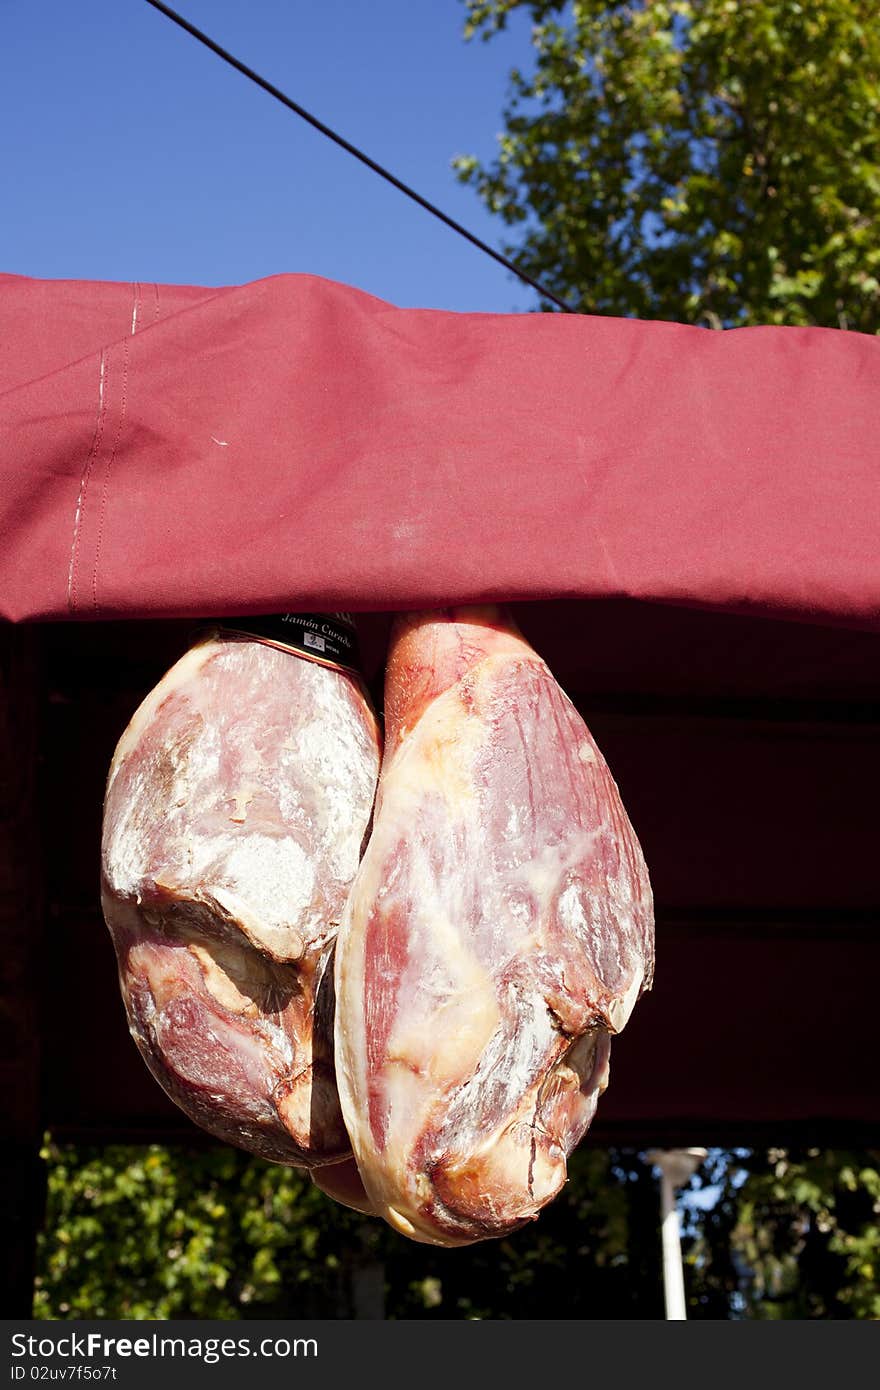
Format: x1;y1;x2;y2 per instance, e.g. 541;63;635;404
645;1148;708;1320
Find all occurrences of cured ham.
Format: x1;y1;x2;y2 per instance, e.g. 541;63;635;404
334;606;654;1245
101;629;381;1168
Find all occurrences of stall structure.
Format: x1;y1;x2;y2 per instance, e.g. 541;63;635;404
2;271;878;1313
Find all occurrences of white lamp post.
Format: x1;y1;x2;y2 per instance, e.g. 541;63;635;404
645;1147;708;1320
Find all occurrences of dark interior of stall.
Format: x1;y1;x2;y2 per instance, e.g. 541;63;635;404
3;600;878;1314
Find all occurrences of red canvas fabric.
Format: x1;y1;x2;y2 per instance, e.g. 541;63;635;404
1;269;877;628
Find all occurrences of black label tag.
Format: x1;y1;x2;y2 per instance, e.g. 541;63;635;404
217;613;361;674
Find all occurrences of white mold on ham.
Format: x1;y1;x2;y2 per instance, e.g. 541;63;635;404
334;606;654;1245
101;631;382;1167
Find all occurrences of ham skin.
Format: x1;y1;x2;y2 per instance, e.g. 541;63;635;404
101;631;381;1167
334;606;654;1245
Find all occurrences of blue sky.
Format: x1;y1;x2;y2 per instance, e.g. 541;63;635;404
2;0;541;312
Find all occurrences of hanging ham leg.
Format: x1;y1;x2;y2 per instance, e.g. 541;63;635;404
101;631;381;1168
334;606;654;1245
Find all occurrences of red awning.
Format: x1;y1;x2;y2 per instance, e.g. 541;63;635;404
1;270;878;629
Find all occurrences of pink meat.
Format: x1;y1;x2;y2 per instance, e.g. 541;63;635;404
334;606;654;1245
101;631;381;1167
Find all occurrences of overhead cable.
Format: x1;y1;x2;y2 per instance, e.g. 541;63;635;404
144;0;576;313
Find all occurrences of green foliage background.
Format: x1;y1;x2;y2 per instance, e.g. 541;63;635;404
457;0;880;329
34;1141;663;1320
34;1139;880;1319
688;1148;880;1319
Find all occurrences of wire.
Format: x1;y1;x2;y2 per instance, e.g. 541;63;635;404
143;0;576;313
